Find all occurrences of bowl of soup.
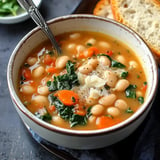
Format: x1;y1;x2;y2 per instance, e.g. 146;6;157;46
7;14;158;149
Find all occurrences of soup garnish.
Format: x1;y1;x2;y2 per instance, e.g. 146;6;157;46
18;31;147;130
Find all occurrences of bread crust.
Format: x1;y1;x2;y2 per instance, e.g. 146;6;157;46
93;0;113;19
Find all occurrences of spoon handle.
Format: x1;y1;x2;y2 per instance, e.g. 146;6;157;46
17;0;61;55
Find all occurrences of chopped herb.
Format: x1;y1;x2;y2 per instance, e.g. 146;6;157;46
97;54;126;68
104;84;110;90
126;107;134;113
20;75;26;84
46;50;54;56
86;43;92;46
138;96;144;104
144;82;147;85
24;63;30;68
120;71;128;79
35;112;52;122
47;61;79;91
72;96;76;102
23;101;31;106
137;74;140;78
125;84;137;99
105;114;113;119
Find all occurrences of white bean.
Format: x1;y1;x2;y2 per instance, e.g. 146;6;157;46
32;66;45;78
99;94;117;106
86;98;98;106
88;58;99;68
85;38;96;45
136;90;143;97
69;33;81;39
98;41;111;50
32;95;49;107
66;43;76;52
115;55;126;65
27;57;37;66
37;85;50;96
78;64;93;74
107;107;120;117
98;56;111;67
52;115;65;126
76;45;86;53
20;85;35;94
104;70;117;87
55;56;70;69
88;115;97;124
91;104;105;116
115;79;130;91
115;99;128;110
129;60;138;69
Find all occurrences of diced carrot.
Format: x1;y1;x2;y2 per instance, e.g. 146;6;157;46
96;116;116;129
142;84;147;92
22;69;32;80
44;54;56;65
106;50;113;56
46;67;59;73
78;47;99;59
86;47;99;57
48;105;56;113
56;90;79;106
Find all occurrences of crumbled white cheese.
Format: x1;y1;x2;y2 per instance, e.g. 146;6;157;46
85;75;106;88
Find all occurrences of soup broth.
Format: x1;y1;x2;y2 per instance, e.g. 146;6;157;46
18;31;147;130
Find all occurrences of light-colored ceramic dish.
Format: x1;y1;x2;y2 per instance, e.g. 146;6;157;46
0;0;42;24
7;14;158;149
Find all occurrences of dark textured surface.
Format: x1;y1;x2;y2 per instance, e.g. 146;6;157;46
1;0;160;160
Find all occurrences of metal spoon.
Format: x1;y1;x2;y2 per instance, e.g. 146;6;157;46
17;0;61;56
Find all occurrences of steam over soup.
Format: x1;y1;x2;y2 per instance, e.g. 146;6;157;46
18;31;147;130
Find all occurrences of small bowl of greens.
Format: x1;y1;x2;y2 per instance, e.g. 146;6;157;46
0;0;42;24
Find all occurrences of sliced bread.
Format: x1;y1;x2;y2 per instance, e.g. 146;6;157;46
93;0;113;19
111;0;160;61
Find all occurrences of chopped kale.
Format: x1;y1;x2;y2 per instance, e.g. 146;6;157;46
47;61;79;91
120;71;128;79
138;96;144;104
35;112;52;122
126;107;134;113
104;84;110;90
125;84;137;99
48;94;91;127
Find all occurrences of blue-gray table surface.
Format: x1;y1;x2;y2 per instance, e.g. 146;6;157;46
0;0;160;160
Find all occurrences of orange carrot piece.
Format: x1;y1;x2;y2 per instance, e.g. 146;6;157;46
106;50;113;56
78;47;99;59
46;67;59;73
142;84;147;92
96;116;116;129
74;109;86;116
22;69;31;80
44;54;56;65
86;47;99;57
48;105;56;113
56;90;79;106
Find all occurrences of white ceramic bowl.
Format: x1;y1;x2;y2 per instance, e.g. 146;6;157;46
0;0;42;24
7;14;158;149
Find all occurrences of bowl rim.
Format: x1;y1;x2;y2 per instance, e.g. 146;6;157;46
7;14;159;137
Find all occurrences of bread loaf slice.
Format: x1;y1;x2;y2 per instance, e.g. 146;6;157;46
93;0;113;19
111;0;160;61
